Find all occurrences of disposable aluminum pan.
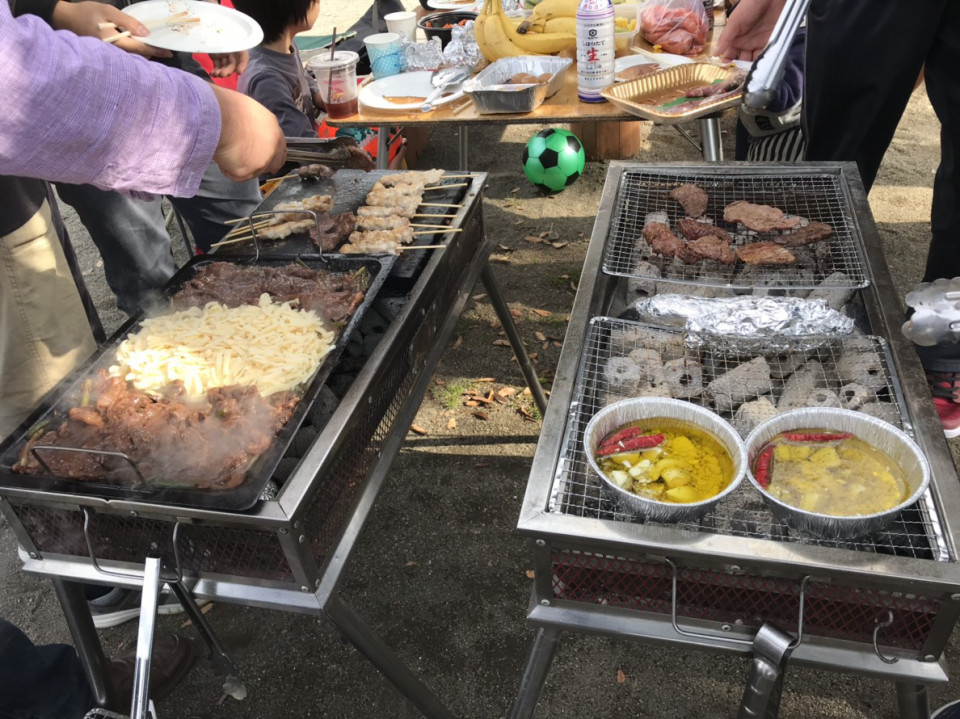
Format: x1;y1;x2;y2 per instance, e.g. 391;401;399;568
583;397;747;523
601;62;741;124
463;55;572;114
744;408;931;540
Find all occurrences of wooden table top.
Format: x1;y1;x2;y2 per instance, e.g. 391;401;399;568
328;10;728;130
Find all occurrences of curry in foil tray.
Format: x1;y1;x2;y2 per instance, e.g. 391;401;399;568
752;430;910;516
14;262;367;491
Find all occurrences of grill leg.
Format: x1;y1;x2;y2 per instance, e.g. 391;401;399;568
324;593;454;719
699;116;724;162
738;623;794;719
896;683;931;719
51;579;119;710
458;126;470;171
507;627;563;719
480;262;549;415
167;581;246;701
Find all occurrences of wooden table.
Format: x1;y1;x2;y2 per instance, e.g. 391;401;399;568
330;11;732;169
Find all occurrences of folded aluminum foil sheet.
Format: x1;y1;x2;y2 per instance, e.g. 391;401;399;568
743;407;930;540
633;294;854;353
463;56;572;114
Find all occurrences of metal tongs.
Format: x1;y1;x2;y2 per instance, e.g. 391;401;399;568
902;278;960;346
421;66;472;113
742;0;811;111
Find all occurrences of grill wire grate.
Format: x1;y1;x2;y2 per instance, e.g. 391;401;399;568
602;170;868;289
549;317;948;560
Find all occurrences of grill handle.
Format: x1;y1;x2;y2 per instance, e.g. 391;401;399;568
742;0;811;111
81;507;186;584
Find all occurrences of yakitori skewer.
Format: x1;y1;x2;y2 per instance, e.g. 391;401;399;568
412;228;461;235
423;183;468;191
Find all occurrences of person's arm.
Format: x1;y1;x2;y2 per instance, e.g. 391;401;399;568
0;2;284;194
244;70;318;138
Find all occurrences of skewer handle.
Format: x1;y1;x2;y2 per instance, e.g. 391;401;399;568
419;203;462;208
412;228;461;235
423;183;468;190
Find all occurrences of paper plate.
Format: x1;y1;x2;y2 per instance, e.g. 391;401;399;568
124;0;263;54
426;0;482;10
359;71;465;112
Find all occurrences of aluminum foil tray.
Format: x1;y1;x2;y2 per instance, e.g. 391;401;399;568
547;316;949;560
463;56;572;114
0;254;392;512
601;62;741;124
603;168;869;290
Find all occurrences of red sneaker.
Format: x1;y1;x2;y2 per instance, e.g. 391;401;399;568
928;370;960;438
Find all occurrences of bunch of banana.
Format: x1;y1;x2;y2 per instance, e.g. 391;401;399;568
517;0;579;32
474;0;576;61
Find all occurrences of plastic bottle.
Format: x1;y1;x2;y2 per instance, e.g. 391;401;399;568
576;0;615;103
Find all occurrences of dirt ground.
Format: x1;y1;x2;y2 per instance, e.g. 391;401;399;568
2;4;957;718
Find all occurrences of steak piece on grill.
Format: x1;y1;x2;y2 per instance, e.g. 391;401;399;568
687;235;736;265
669;183;709;218
678;218;733;244
643;222;687;258
736;241;796;265
724;201;801;232
775;221;834;247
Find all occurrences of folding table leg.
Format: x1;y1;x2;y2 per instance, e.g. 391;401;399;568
507;627;563;719
324;593;454;719
377;125;390;170
480;262;549;415
52;579;118;710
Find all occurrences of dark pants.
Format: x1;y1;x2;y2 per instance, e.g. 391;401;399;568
56;163;261;315
0;618;94;719
804;0;960;283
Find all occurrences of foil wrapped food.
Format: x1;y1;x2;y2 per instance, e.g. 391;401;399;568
632;295;855;353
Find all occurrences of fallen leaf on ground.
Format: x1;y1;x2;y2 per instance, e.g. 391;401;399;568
474;462;490;468
578;231;587;240
498;387;517;397
510;187;520;193
542;341;550;350
524;235;545;244
523;387;532;396
533;309;551;317
410;424;428;435
465;400;479;407
551;242;569;249
472;293;487;301
617;669;627;685
492;339;512;347
453;335;463;349
525;570;535;579
538;231;550;238
497;244;514;252
534;331;547;341
405;560;418;567
553;341;563;348
447;418;457;429
473;410;489;420
518;406;536;421
477;377;495;382
569;280;578;292
510;309;522;318
529;352;538;361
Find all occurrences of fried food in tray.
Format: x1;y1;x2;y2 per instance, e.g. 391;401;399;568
11;262;371;494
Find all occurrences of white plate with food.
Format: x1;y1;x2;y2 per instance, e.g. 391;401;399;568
426;0;482;10
123;0;263;54
359;71;465;112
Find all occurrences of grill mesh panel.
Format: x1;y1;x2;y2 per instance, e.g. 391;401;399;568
603;170;866;289
549;317;946;560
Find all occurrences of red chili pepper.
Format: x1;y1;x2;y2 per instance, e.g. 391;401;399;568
598;426;646;449
781;431;853;443
754;445;774;488
596;433;665;456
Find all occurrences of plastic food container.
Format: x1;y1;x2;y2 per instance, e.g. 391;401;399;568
744;408;931;540
583;397;748;523
614;3;641;51
462;55;572;114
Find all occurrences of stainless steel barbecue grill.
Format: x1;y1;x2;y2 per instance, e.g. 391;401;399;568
0;170;543;718
512;162;960;719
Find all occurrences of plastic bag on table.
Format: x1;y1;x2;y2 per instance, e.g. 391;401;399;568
640;0;709;57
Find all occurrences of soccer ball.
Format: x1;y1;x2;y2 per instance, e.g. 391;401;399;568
522;128;586;193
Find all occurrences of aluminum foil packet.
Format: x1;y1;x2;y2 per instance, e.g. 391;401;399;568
402;36;443;72
443;22;483;68
633;295;855;353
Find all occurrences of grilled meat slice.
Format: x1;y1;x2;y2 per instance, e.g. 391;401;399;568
736;241;797;265
724;201;800;232
668;183;709;218
310;211;357;252
678;218;733;244
775;221;834;247
687;235;736;265
643;222;687;257
297;163;335;181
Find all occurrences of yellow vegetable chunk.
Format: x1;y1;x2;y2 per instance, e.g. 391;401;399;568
664;485;701;503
